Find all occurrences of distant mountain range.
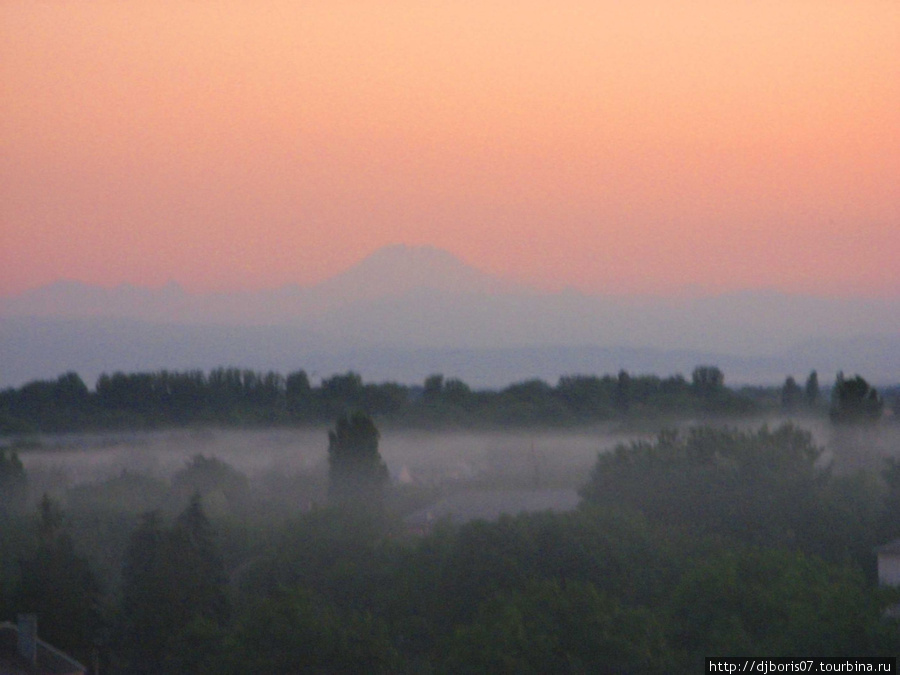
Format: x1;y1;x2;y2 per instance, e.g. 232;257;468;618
0;246;519;327
3;245;899;388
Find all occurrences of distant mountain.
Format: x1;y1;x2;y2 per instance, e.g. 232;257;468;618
308;244;521;303
0;245;520;325
2;244;899;387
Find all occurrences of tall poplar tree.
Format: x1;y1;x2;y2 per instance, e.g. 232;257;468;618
327;411;388;508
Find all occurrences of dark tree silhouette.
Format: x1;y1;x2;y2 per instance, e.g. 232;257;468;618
171;494;230;626
17;495;103;667
423;373;444;402
327;411;388;507
0;449;27;513
119;498;229;674
781;376;802;411
805;370;820;407
119;511;170;675
616;370;632;413
830;372;883;424
285;369;312;417
692;365;724;397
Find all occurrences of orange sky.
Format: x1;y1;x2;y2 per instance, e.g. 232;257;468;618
2;1;898;297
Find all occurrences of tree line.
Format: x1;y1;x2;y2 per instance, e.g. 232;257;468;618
5;365;888;434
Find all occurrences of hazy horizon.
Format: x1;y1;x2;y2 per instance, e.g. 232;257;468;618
2;243;899;389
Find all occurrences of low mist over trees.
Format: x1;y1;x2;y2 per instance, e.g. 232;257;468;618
582;426;831;553
2;362;899;670
3;421;900;670
171;454;250;511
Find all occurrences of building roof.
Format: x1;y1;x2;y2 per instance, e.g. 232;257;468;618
0;622;86;675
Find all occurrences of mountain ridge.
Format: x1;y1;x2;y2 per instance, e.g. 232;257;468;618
3;244;899;387
0;245;522;324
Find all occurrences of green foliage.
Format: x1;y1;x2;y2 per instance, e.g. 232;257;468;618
118;497;229;674
417;509;677;632
161;616;228;675
285;369;312;418
118;512;172;673
16;496;103;667
669;547;897;661
556;375;615;418
440;579;670;675
483;379;574;426
691;365;724;396
0;372;92;431
172;495;230;623
581;425;826;548
224;588;399;675
245;506;392;611
0;364;774;432
4;428;900;671
831;372;883;424
320;372;366;417
798;470;885;567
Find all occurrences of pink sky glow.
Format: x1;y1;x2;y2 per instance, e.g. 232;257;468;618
2;1;899;297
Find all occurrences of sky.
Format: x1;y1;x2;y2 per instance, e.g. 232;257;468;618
2;1;899;298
